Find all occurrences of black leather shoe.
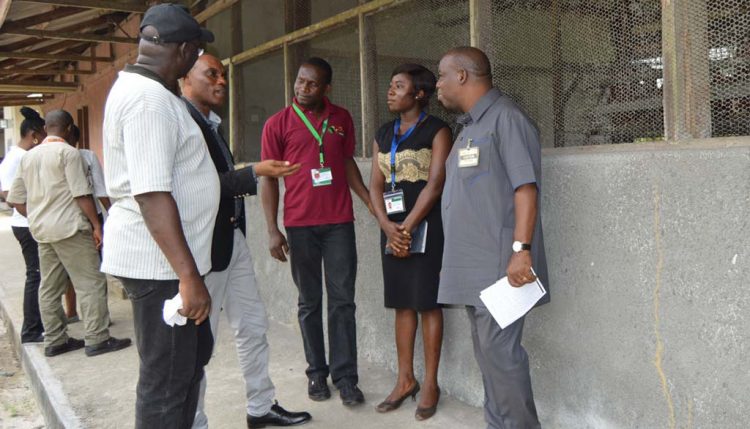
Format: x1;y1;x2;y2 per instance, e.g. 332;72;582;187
85;337;131;357
340;384;365;406
44;337;84;357
308;376;331;401
247;401;311;428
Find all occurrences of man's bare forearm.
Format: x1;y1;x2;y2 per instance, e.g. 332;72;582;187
513;183;538;244
135;192;200;280
75;195;101;228
345;159;370;205
261;177;281;233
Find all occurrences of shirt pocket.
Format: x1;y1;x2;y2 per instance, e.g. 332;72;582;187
458;135;492;184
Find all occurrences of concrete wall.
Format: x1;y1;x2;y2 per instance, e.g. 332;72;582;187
244;138;749;429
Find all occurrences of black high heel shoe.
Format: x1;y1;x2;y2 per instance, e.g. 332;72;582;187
415;387;440;421
375;382;421;413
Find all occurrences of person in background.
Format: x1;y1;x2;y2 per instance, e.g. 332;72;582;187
7;109;130;358
61;124;112;324
0;106;45;344
182;53;311;429
369;63;452;421
261;57;372;407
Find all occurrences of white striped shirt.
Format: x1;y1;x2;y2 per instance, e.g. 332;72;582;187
102;69;220;280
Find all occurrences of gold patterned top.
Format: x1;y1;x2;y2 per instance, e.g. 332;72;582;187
378;149;432;184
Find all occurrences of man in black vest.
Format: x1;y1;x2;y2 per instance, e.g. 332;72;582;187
182;54;310;429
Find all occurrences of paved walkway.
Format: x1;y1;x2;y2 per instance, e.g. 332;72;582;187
0;213;485;428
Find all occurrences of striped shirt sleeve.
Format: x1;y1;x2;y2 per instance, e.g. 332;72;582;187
122;109;179;195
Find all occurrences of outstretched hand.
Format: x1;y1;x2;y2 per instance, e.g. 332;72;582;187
254;160;301;178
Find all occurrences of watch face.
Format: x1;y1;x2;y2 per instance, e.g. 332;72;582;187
512;241;522;252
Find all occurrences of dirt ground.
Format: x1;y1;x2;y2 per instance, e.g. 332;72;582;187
0;323;45;429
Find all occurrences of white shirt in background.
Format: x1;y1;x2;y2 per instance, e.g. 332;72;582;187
0;146;29;227
79;149;107;214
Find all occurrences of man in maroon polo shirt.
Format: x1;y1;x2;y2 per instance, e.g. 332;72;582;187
261;57;372;407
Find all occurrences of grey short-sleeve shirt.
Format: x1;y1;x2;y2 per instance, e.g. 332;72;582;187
438;88;550;307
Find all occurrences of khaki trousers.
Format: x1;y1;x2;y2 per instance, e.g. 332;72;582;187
38;230;110;347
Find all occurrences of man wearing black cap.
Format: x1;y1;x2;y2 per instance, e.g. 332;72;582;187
102;4;218;428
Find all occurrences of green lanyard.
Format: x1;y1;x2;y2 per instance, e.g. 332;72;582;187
292;103;329;168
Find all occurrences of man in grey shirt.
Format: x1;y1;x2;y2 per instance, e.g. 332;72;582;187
436;47;549;428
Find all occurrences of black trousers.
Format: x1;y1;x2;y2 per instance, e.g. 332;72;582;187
12;226;43;341
286;222;358;388
119;278;213;429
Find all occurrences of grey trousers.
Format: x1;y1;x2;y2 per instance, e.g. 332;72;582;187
467;307;541;429
192;230;276;428
38;230;110;348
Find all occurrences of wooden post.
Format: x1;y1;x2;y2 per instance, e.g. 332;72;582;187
469;0;492;52
229;0;243;157
358;4;378;157
662;0;712;140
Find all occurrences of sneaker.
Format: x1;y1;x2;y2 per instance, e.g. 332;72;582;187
307;376;331;402
339;384;365;407
85;337;132;357
44;338;84;357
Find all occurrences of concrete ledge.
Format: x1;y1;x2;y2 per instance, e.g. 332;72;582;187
0;292;82;429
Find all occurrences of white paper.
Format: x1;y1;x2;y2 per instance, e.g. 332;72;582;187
479;273;546;329
162;293;187;327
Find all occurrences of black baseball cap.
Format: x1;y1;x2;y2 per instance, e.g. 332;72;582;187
140;3;214;44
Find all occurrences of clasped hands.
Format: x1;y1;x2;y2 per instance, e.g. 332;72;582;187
383;221;412;258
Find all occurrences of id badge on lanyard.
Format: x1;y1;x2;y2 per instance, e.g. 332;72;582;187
383;189;405;215
292;103;333;187
458;138;480;168
383;112;425;215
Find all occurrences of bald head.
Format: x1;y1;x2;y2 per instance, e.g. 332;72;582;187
444;46;492;81
44;109;74;140
436;46;493;113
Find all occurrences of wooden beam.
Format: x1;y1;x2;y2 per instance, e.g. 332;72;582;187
0;98;46;106
0;16;114;52
5;28;137;44
16;0;147;14
194;0;237;23
358;4;378;157
0;50;112;62
231;0;408;66
0;67;94;75
0;81;79;93
1;7;85;31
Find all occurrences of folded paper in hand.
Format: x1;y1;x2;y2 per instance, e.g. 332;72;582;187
479;272;546;329
163;293;187;327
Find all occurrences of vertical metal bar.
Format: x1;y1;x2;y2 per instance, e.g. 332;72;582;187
469;0;491;51
284;42;291;107
662;0;712;140
358;2;379;158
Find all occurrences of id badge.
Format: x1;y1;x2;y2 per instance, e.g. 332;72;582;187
383;189;406;215
458;147;480;168
311;167;333;187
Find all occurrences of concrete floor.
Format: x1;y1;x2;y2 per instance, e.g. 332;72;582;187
0;213;485;428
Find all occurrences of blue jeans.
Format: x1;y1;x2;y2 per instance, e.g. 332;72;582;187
286;222;358;388
119;278;213;429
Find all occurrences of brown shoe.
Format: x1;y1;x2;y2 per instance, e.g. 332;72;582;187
415;387;440;421
375;382;420;413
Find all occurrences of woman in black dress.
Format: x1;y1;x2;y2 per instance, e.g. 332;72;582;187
369;63;452;421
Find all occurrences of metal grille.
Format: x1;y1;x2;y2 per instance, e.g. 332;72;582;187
489;0;663;147
220;0;749;160
370;0;469;151
704;0;750;137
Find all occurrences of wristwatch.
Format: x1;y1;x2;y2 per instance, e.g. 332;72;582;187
512;241;531;253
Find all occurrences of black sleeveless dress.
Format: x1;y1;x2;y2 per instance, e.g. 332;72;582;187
375;115;450;311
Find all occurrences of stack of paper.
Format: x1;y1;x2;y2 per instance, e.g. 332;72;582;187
479;273;546;329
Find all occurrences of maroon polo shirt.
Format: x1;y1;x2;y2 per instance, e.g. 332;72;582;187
261;97;356;227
